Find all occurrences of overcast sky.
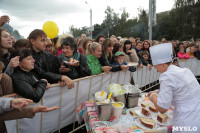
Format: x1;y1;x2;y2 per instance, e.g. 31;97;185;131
0;0;175;38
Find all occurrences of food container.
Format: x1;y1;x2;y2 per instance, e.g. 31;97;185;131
113;93;126;106
93;93;112;121
97;103;112;121
112;102;124;119
95;91;107;102
127;92;141;108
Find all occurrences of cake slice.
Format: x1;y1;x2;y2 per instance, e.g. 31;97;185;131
130;110;137;116
141;107;150;116
141;102;149;108
149;105;158;113
140;117;156;129
157;114;168;123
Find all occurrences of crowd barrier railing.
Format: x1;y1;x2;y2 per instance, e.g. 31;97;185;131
5;58;200;133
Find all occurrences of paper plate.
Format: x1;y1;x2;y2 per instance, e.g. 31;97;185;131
127;62;138;67
63;60;78;65
126;108;139;118
135;117;158;131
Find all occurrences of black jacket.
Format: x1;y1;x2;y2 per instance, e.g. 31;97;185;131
99;54;122;72
195;50;200;60
30;47;62;83
12;68;47;103
57;54;91;79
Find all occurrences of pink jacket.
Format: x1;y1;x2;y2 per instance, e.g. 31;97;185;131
177;52;190;59
56;47;62;56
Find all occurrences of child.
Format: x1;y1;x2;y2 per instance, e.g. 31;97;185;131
112;52;136;72
139;50;152;70
187;45;196;58
177;47;190;59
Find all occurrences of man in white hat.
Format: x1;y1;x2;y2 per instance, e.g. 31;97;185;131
148;43;200;132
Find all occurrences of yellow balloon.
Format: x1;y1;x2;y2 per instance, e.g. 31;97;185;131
42;21;59;39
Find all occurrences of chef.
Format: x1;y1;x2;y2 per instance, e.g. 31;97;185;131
148;43;200;132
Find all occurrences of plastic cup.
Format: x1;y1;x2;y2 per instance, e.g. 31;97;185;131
95;91;107;102
112;102;124;119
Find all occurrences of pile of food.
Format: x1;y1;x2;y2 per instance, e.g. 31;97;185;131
68;58;78;63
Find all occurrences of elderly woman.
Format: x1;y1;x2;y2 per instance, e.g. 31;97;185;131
57;36;91;79
11;48;50;103
87;42;112;75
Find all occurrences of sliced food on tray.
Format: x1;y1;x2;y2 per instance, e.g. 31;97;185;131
141;107;150;117
140;117;156;129
157;114;168;123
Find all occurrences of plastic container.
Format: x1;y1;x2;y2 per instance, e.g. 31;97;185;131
112;102;125;119
95;91;107;102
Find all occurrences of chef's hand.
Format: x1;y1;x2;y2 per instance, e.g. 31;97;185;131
148;93;158;101
147;89;159;97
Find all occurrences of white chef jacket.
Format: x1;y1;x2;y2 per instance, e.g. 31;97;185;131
157;65;200;132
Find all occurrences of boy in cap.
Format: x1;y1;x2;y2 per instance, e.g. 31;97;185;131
148;43;200;132
112;52;136;72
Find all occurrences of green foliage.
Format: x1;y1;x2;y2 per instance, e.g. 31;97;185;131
69;1;200;41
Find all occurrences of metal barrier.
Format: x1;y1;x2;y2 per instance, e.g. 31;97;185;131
5;58;200;133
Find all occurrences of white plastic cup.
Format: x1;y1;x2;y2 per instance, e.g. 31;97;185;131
112;102;125;119
95;91;107;102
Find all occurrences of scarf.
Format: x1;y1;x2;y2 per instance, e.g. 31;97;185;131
61;52;80;79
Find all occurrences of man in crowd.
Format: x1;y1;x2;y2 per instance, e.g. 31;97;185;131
28;29;74;88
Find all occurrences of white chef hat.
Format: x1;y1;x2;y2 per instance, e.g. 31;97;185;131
149;43;173;65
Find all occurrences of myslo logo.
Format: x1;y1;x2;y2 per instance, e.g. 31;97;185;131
172;126;197;132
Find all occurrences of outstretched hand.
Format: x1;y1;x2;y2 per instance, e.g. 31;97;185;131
11;98;33;109
33;105;59;113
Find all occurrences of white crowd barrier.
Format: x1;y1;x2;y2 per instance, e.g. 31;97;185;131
5;58;200;133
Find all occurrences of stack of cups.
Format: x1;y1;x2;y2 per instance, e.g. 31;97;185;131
112;102;124;119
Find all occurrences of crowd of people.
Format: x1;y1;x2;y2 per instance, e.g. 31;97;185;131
0;15;200;132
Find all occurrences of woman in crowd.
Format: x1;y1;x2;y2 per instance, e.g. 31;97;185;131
123;40;139;63
45;38;53;54
177;47;190;59
142;40;152;64
100;39;129;71
187;44;196;58
142;40;150;52
0;29;19;75
95;34;106;45
56;34;73;56
57;37;91;79
80;37;92;56
13;39;30;50
11;48;50;103
87;42;112;75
